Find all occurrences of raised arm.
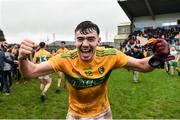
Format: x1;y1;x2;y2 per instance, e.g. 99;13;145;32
124;56;153;72
124;38;170;72
18;39;54;78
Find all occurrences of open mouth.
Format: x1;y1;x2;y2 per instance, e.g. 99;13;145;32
79;47;93;60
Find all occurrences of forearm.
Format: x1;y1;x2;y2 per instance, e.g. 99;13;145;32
19;58;37;78
124;56;154;72
19;58;54;79
137;56;154;72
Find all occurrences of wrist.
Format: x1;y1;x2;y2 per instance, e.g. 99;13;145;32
148;55;164;68
18;56;27;61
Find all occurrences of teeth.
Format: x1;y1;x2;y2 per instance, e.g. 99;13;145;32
80;47;91;52
81;49;90;52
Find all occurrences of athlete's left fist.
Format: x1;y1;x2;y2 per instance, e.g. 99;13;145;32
154;38;170;57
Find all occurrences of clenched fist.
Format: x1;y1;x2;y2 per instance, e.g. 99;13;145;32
18;39;36;60
148;38;171;68
153;38;170;57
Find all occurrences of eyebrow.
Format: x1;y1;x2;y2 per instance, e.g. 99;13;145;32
77;36;96;39
88;36;95;38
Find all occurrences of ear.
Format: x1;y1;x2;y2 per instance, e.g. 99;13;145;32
97;37;101;46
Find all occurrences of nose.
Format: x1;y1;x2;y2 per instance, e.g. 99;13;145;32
82;40;89;46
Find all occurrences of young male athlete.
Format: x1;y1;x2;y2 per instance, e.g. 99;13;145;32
33;42;52;102
18;21;170;119
55;41;69;92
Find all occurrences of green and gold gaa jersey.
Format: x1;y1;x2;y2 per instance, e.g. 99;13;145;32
34;49;52;63
48;47;128;117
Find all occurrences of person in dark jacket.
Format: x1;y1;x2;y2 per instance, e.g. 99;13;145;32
3;46;14;95
0;29;13;95
0;29;6;92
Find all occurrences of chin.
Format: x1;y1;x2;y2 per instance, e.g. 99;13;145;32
80;54;94;61
80;56;92;61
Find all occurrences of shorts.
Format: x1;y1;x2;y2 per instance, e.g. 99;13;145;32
38;75;50;80
66;107;112;120
169;61;178;67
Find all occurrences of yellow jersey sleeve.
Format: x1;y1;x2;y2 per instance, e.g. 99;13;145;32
96;47;128;69
113;49;128;68
48;53;68;72
49;49;77;72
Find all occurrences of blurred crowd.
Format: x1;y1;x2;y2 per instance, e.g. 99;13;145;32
120;26;180;78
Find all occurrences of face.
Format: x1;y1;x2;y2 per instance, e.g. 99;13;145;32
60;42;65;48
75;30;100;61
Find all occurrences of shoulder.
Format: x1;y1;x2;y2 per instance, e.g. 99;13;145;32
96;47;117;57
58;49;78;59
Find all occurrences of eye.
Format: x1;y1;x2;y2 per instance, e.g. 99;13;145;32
87;37;95;42
77;37;84;42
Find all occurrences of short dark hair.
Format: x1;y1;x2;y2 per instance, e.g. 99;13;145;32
39;42;46;48
75;21;100;35
0;29;6;41
61;41;66;44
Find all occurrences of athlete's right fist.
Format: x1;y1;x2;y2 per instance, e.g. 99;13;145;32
18;39;36;60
